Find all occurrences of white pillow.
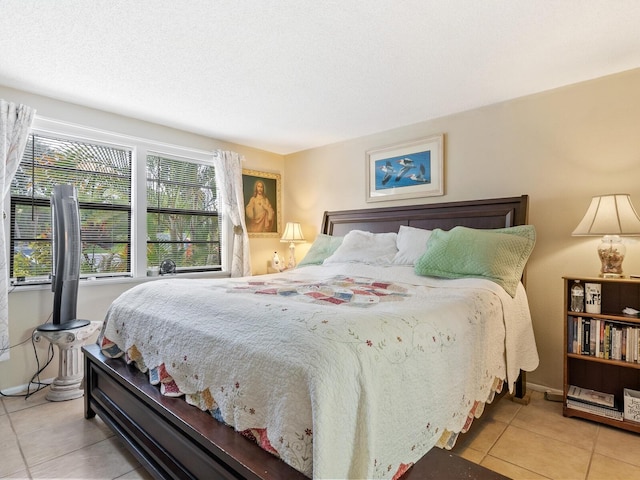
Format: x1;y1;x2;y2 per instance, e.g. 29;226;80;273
323;230;398;265
393;225;432;265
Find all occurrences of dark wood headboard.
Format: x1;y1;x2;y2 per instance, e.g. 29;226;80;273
321;195;529;236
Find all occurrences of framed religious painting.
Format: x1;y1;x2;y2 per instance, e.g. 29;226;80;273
365;134;444;202
242;169;282;237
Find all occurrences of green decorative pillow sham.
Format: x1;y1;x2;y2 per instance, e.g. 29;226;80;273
413;225;536;297
297;234;344;267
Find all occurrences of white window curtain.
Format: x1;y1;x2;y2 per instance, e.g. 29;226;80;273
0;100;36;362
212;150;251;277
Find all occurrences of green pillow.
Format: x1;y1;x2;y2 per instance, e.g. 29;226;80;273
414;225;536;297
297;234;344;267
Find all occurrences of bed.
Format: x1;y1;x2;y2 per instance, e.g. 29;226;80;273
83;195;538;479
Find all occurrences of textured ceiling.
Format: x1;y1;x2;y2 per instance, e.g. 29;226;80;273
1;1;640;154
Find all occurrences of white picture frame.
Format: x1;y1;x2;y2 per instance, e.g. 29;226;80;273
365;134;444;202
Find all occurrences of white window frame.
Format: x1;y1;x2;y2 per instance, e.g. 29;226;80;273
4;116;232;286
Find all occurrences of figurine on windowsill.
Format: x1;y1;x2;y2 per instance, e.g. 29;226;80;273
272;251;282;270
268;251;286;274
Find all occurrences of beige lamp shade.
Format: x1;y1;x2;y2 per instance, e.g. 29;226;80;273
572;194;640;236
572;194;640;277
280;222;305;242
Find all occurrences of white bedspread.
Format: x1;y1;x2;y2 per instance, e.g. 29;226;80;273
100;264;538;479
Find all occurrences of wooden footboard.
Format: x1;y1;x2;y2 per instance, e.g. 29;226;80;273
83;344;508;480
83;343;305;479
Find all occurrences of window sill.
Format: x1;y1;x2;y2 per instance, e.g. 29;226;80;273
9;270;231;292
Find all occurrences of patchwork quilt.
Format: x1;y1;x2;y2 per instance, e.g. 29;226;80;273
99;263;538;479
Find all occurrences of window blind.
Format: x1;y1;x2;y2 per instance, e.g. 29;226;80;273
10;133;132;281
146;154;221;271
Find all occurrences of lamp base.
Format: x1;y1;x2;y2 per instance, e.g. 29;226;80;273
598;235;625;277
600;273;623;279
287;242;296;269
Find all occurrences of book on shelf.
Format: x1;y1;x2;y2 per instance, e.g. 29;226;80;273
582;318;591;355
567;317;640;363
566;399;624;421
567;385;615;408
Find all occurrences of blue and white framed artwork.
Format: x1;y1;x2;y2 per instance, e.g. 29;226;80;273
366;134;444;202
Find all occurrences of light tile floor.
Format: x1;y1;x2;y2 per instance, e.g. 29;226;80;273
0;389;151;480
455;390;640;479
2;388;640;479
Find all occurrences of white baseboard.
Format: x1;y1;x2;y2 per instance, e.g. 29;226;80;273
1;378;53;396
526;381;564;402
527;382;562;396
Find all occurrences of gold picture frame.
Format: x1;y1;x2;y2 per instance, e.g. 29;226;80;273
242;169;282;237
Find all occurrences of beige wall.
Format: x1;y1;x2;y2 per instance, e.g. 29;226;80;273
3;68;640;393
284;68;640;391
0;86;284;391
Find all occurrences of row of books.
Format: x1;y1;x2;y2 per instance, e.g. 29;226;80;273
568;316;640;362
566;385;623;421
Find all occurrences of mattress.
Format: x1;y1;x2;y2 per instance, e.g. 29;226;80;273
99;263;539;479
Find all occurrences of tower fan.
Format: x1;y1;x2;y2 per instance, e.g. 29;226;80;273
37;185;89;331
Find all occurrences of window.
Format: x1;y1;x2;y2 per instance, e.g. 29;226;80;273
9;120;224;284
11;133;132;281
146;154;221;272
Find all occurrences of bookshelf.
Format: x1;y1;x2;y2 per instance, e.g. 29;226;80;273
563;276;640;433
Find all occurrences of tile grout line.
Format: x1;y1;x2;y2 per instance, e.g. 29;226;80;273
582;424;601;480
6;392;141;479
483;393;578;478
589;424;640;472
487;415;557;478
7;405;34;479
476;395;524;474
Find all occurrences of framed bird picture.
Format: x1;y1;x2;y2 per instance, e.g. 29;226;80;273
365;134;444;202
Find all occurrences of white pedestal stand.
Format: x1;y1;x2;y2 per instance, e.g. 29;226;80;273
33;321;102;401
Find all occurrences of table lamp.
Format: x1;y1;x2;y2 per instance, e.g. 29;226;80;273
572;194;640;277
281;222;305;268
